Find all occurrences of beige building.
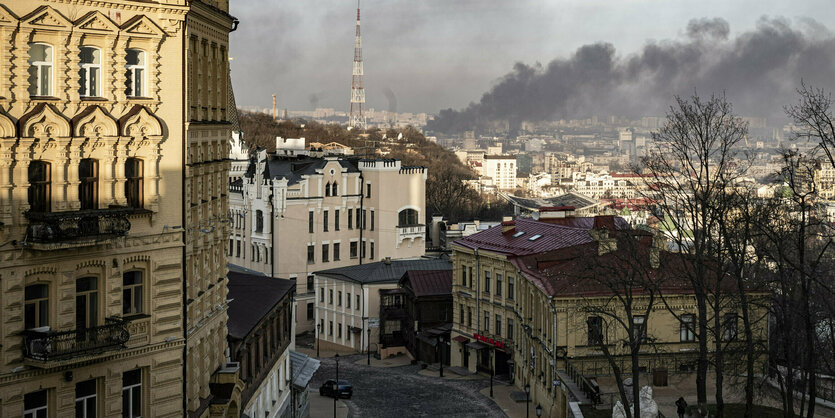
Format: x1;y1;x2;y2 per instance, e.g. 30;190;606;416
228;138;427;335
0;1;239;417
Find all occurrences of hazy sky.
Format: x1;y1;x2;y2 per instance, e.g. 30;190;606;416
229;0;835;115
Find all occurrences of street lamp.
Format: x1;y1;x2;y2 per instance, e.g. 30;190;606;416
317;323;322;358
334;353;340;418
489;349;494;398
536;404;543;417
367;328;372;366
438;335;444;378
524;383;531;418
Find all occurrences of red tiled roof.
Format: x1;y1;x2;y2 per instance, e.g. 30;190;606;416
452;218;596;256
400;270;452;297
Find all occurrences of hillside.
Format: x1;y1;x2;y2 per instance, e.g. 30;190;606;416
237;111;511;223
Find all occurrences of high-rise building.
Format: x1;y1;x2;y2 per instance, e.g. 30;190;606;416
0;1;240;416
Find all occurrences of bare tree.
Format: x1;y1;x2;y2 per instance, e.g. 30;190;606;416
640;93;750;418
785;83;835;169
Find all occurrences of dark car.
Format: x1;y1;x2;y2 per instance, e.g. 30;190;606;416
319;379;352;399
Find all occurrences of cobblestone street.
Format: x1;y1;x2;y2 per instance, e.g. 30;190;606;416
310;354;508;417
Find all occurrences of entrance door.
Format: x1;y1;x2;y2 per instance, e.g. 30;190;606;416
462;345;469;368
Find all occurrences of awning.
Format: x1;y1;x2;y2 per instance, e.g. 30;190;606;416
466;341;489;350
452;336;469;343
290;350;321;391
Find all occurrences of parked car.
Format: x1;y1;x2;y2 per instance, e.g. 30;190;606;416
319;379;353;399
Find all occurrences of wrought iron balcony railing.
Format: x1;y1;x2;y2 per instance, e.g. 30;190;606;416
22;317;131;362
25;208;148;243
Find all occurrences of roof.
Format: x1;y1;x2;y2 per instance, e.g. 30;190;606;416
315;258;452;284
226;271;295;340
501;191;600;212
400;270;452;297
290;350;321;390
452;218;597;256
264;156;360;186
484;155;517;160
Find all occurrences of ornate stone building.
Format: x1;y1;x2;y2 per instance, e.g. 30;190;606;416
0;1;239;417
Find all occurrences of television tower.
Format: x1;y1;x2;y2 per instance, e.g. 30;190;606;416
349;0;366;130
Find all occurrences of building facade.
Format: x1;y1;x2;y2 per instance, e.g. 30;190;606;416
0;1;238;417
228;138;427;334
483;155;517;190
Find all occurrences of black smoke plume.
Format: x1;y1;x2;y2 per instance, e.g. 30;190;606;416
427;17;835;134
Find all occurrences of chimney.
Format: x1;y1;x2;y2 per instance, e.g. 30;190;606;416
650;234;667;268
501;220;516;234
272;94;277;119
384;257;391;265
591;215;617;255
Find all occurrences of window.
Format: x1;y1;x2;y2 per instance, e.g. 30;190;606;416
236;239;241;257
79;46;101;97
495;314;502;337
255;210;263;233
329;321;333;336
335;209;340;231
306;275;314;293
467;308;472;327
361;240;366;259
460;305;464;325
356;294;360;310
508;276;515;300
319;319;324;335
461;268;467;286
308;211;314;233
633;315;647;344
366;183;371;198
307;245;314;264
507;318;514;340
122;369;142;418
323;210;329;232
28;161;51;212
337;291;342;306
122;271;143;316
362;210;367;230
79;159;98;210
484;311;490;332
398;209;419;226
348;208;353;229
75;379;97;418
228;239;233;256
125;158;144;208
28;43;53;96
24;389;48;418
333;243;341;261
338;323;342;338
356;209;362;230
307;303;314;320
329;289;333;305
325;182;331;197
320;288;324;302
322;244;329;262
484;271;491;294
496;274;503;297
468;267;473;288
350;241;358;258
332;182;338;196
370;210;375;230
370;242;374;260
347;293;351;309
24;284;49;329
588;316;603;345
680;314;695;342
76;277;99;331
723;313;738;341
125;49;145;97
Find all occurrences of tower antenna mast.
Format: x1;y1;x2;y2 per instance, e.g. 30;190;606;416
349;0;366;130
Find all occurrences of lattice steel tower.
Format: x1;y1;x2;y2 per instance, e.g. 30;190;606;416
349;0;366;130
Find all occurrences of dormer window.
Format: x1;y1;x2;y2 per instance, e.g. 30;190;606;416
528;234;542;241
512;231;525;238
79;46;102;97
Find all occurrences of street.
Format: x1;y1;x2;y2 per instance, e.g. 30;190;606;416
310;354;508;417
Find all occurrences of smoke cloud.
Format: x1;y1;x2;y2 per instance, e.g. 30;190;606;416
427;17;835;134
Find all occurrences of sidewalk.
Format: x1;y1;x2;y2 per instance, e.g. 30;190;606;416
480;381;531;418
309;392;349;418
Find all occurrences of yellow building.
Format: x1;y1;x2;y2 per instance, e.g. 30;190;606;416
0;1;239;417
450;210;767;417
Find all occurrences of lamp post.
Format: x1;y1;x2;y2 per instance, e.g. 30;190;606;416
367;328;371;365
438;335;444;378
334;353;340;418
489;348;494;398
524;383;531;418
317;323;322;358
536;403;543;418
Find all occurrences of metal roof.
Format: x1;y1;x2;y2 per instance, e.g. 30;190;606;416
290;350;321;390
400;270;452;297
315;258;452;284
452;218;596;256
226;271;295;340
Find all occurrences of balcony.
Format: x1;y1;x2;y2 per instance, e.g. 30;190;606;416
22;317;131;366
25;208;149;249
396;224;425;248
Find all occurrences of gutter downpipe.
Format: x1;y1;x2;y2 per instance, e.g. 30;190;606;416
181;16;189;415
359;172;364;266
549;295;557;402
475;248;480;332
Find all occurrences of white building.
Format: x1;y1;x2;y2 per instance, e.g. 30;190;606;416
483;155;517;190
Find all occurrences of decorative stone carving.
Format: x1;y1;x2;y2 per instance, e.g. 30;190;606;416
74;11;119;33
20;5;72;30
120;105;162;137
121;15;165;38
0;111;14;138
20;103;71;138
73;106;118;138
612;386;659;418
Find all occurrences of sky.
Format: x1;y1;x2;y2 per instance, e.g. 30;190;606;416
229;0;835;117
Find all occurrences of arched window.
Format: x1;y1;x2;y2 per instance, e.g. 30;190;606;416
27;43;53;96
331;182;338;196
125;49;145;97
24;284;49;330
255;210;263;233
79;46;101;97
28;161;51;212
125;158;144;208
398;209;419;226
79;159;99;210
325;182;331;197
